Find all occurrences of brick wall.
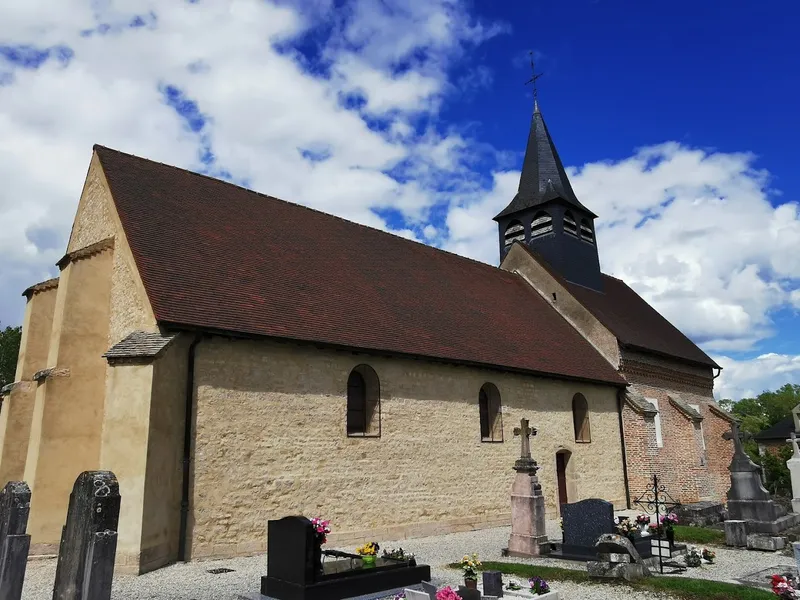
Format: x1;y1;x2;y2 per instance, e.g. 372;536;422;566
620;349;733;504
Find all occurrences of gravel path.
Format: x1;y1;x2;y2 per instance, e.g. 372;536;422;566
21;521;791;600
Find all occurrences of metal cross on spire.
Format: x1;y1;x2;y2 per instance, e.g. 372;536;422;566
524;51;544;106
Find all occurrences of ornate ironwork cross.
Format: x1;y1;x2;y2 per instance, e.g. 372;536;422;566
632;473;682;575
524;51;544;103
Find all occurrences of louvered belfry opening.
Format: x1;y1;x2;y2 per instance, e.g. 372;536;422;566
530;211;553;239
504;220;525;249
563;211;578;236
580;219;594;243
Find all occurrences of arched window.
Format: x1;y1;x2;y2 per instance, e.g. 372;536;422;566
479;383;503;442
572;393;591;443
580;219;594;243
504;220;525;249
347;365;381;437
563;211;578;237
530;211;553;239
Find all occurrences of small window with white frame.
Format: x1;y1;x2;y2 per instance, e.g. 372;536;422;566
648;397;663;448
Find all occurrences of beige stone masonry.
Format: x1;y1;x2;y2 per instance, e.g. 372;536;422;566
186;336;627;561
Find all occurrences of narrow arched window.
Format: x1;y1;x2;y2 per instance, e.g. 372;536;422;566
563;211;578;237
479;383;503;442
530;211;553;239
347;365;381;437
580;219;594;243
572;393;591;443
504;220;525;249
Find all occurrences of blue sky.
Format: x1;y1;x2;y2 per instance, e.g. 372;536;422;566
1;0;799;399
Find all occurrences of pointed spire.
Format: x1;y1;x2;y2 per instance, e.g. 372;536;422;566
494;102;596;220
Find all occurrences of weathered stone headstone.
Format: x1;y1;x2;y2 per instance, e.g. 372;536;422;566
787;433;800;514
587;534;650;581
0;482;31;600
482;571;503;598
794;542;800;576
723;421;800;538
560;498;614;560
52;471;121;600
505;418;549;557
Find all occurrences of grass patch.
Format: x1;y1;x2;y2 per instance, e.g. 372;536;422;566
445;561;776;600
672;525;727;545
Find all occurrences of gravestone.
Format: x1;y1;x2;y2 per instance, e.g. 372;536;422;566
262;516;431;600
558;499;614;560
482;571;503;598
456;586;481;600
0;482;31;600
52;471;121;600
504;418;549;557
587;534;650;582
421;580;438;600
723;422;800;539
786;433;800;514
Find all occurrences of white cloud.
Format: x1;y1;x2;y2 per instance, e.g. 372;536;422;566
713;353;800;400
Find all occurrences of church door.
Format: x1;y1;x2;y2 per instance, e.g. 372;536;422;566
556;452;569;507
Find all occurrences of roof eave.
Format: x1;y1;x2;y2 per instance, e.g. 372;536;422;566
157;321;628;388
621;342;720;370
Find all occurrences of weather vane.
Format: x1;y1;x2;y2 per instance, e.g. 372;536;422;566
524;51;544;103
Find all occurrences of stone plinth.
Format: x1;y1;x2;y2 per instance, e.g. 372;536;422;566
789;457;800;501
724;520;747;547
506;470;548;557
747;534;786;551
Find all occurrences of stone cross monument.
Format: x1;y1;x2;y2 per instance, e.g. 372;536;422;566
787;432;800;514
505;418;549;557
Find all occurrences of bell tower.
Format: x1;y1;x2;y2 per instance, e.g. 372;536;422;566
493;99;603;292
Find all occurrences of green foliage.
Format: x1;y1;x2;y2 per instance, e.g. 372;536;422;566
0;324;22;389
672;525;726;545
722;384;800;435
471;561;775;600
752;444;794;496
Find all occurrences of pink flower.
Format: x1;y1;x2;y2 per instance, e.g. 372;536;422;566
435;586;462;600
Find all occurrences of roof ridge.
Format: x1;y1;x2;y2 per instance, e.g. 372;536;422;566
92;144;510;278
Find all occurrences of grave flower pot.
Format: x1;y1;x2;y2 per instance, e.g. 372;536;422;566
464;579;478;590
666;527;675;547
361;555;376;566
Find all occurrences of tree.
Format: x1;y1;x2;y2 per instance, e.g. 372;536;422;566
0;323;22;389
719;384;800;435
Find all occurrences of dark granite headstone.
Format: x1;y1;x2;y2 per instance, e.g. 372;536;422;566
482;571;503;597
52;471;121;600
560;498;614;560
0;482;31;600
457;586;481;600
421;580;438;600
262;516;431;600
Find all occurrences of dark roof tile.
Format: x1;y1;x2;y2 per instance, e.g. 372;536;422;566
94;145;625;386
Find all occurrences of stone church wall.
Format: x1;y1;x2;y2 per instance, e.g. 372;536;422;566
187;337;628;559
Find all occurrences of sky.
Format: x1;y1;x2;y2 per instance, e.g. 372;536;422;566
1;0;799;401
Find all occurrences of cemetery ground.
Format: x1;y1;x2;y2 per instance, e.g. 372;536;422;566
20;517;787;600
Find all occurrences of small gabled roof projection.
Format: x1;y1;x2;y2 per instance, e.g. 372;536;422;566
495;102;596;220
93;145;625;386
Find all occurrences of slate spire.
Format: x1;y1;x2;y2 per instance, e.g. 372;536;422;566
494;102;596;220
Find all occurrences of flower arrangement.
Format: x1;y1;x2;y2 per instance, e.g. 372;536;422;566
684;546;702;568
528;577;551;596
435;586;462;600
701;547;716;563
310;517;331;545
635;514;651;526
460;553;481;581
382;547;415;561
660;513;679;527
393;593;406;600
504;579;523;591
649;523;664;536
616;518;637;537
771;574;799;599
356;542;380;556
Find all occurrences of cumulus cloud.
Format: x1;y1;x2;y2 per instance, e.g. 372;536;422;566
713;353;800;401
1;1;798;400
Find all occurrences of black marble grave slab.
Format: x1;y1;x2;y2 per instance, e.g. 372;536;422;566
262;516;431;600
551;499;614;561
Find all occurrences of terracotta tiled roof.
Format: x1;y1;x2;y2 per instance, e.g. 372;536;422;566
94;145;625;386
563;276;720;369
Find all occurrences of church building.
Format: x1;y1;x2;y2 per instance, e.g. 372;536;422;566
0;98;733;574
